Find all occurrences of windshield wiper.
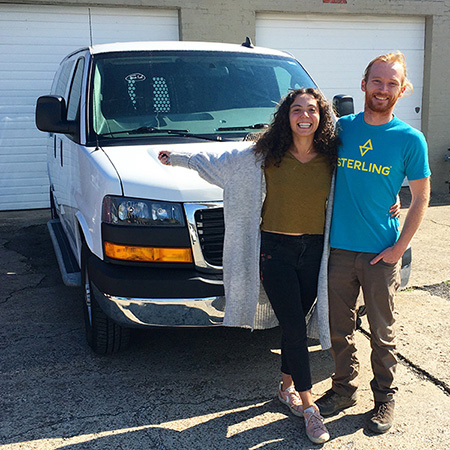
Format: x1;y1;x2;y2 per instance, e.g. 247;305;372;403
129;126;191;135
98;126;224;141
98;126;189;137
216;123;269;132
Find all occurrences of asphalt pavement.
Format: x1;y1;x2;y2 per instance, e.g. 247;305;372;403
1;189;449;449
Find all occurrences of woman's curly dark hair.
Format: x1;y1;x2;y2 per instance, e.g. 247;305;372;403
253;88;339;169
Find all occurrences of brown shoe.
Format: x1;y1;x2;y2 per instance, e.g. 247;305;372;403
315;389;357;416
367;399;395;433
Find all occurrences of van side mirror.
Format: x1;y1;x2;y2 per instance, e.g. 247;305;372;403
35;95;77;135
333;95;354;118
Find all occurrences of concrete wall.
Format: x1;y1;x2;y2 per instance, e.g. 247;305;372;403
6;0;450;193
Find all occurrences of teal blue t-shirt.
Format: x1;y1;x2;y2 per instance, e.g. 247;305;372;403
330;112;431;253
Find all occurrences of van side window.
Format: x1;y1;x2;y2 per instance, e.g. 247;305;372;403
67;58;85;121
53;61;75;97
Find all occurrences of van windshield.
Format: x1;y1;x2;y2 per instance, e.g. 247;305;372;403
91;50;316;140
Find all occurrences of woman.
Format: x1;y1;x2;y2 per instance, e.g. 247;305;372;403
159;88;335;444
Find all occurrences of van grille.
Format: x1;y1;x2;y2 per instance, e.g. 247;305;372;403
194;208;224;267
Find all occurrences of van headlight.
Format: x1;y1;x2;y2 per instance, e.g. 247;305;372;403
102;196;185;226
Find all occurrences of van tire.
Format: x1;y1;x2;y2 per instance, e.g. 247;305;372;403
81;243;131;354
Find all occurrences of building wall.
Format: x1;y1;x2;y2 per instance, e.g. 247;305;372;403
6;0;450;193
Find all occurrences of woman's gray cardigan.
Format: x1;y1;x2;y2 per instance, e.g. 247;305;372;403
170;146;334;350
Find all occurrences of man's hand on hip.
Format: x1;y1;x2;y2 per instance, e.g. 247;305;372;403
370;246;404;265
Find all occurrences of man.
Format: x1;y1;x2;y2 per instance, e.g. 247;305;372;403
316;52;431;433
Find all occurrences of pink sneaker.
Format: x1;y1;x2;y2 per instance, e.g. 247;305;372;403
303;406;330;444
278;382;304;417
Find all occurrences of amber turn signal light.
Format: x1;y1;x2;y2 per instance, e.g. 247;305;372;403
104;242;193;263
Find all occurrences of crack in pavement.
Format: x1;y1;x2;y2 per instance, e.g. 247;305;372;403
358;327;450;396
428;218;450;228
1;396;270;443
0;328;83;346
0;275;47;304
2;410;127;442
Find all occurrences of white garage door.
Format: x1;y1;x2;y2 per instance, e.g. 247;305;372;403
256;14;425;130
0;5;179;211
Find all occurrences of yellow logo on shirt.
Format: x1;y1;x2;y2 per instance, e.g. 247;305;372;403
360;139;373;157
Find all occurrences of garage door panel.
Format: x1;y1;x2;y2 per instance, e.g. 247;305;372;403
1;177;47;187
0;5;179;211
315;34;423;50
2;20;90;34
0;145;46;156
1;79;53;90
1;126;41;139
89;7;178;44
263;32;423;52
1;94;52;104
1;123;39;134
1;138;43;149
278;41;423;63
0;193;47;210
1;36;90;46
0;156;47;168
1;160;47;174
0;62;59;71
0;51;84;70
259;14;424;27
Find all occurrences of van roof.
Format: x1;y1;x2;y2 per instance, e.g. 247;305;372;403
88;40;291;57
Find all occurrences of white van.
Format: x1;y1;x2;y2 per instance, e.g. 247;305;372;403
35;40;359;354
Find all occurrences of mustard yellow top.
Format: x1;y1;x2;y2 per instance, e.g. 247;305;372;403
261;152;332;234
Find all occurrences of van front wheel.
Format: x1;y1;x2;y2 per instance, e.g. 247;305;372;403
81;243;131;354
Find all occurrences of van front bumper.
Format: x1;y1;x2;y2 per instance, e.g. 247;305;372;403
88;250;225;327
92;284;225;327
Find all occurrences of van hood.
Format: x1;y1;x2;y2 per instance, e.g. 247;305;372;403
101;141;252;202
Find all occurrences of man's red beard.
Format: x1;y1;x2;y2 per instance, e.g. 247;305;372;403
365;93;399;114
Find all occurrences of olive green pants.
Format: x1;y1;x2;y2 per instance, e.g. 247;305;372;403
328;248;401;403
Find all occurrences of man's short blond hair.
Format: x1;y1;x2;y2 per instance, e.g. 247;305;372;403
363;51;413;95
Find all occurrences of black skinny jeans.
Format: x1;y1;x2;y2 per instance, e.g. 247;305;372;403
260;231;324;393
